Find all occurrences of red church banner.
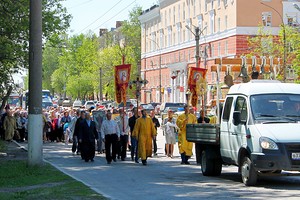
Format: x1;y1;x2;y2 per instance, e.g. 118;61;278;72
187;67;207;107
114;64;131;104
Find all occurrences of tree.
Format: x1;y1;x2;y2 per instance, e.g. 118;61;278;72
0;0;71;108
247;25;300;81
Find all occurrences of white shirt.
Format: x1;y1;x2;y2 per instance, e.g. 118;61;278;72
101;119;120;139
115;115;130;136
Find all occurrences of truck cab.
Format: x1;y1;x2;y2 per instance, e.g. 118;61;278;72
187;80;300;186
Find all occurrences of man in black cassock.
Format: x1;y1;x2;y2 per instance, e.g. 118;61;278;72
78;112;98;162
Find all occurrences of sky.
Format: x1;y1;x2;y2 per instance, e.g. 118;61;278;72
61;0;159;36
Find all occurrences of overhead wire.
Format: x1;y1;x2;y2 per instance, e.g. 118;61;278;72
67;0;94;10
92;0;137;32
76;0;124;34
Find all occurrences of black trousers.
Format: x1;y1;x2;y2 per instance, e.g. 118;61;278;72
118;135;128;159
105;134;118;162
153;137;157;154
81;141;96;161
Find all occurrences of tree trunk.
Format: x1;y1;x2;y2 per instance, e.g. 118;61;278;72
0;85;13;111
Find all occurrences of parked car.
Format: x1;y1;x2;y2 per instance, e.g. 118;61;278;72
72;99;82;108
84;101;95;110
118;101;136;109
140;104;154;113
42;96;53;109
62;99;72;107
159;102;186;116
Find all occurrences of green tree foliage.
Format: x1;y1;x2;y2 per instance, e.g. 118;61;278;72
247;25;300;81
50;33;99;99
0;0;71;107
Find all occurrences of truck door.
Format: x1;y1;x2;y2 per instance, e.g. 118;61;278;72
220;96;234;162
228;96;248;164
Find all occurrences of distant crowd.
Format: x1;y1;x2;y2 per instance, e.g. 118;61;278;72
0;103;215;166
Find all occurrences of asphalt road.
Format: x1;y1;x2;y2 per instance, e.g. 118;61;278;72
32;123;300;200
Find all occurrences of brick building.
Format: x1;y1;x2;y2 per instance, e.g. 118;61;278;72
139;0;299;105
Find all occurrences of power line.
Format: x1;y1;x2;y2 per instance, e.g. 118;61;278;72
77;0;124;34
67;0;94;10
92;0;137;32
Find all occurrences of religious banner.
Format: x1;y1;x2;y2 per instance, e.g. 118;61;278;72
114;64;131;104
187;67;207;107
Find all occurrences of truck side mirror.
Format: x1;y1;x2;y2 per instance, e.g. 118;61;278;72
233;111;241;126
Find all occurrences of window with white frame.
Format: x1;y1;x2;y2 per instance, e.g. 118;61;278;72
262;12;272;27
225;40;228;55
218;17;221;32
224;0;228;6
211;44;214;58
183;29;186;42
225;15;228;30
177;24;181;44
205;22;208;35
211;0;214;10
169;8;171;25
218;42;221;56
193;0;196;17
183;2;186;20
173;6;176;24
165;10;167;26
178;4;181;21
210;11;215;34
205;0;208;12
218;0;220;8
168;27;172;47
188;0;190;18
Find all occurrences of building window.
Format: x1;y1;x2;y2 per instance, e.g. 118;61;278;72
224;0;228;6
287;16;297;27
262;12;272;27
205;0;208;12
225;41;228;55
165;11;167;26
205;22;208;35
173;6;176;24
218;0;221;8
193;0;196;17
211;44;214;58
225;15;228;30
183;29;186;42
217;17;221;32
178;4;181;21
183;2;185;20
210;12;215;34
218;42;221;56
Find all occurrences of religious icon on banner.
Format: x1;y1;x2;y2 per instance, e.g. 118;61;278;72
187;67;207;107
115;64;131;104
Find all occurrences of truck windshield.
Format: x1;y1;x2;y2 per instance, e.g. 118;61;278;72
250;94;300;121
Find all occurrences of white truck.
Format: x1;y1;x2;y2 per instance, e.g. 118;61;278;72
186;80;300;186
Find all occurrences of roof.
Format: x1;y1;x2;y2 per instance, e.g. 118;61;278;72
227;80;300;96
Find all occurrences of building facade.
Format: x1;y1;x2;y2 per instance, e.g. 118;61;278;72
139;0;299;105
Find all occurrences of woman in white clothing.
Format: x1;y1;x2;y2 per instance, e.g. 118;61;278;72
162;109;178;158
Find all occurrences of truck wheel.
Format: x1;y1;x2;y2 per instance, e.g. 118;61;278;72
241;157;257;186
201;150;214;176
213;159;222;176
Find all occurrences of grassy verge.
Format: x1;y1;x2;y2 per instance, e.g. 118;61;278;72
0;141;107;200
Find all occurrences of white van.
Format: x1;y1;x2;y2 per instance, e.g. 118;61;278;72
187;80;300;186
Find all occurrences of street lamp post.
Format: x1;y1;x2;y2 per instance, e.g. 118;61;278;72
129;77;148;110
261;2;287;82
99;67;103;101
185;25;207;68
147;38;162;103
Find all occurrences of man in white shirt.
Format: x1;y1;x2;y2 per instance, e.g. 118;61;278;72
115;109;130;161
101;110;120;164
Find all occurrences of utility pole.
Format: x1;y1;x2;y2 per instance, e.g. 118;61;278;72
99;67;103;101
195;27;200;68
28;0;43;166
261;2;287;82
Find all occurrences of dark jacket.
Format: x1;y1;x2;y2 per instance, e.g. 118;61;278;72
129;115;139;133
73;117;84;137
78;119;98;143
151;116;160;130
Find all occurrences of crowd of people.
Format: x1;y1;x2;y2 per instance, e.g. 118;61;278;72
0;103;212;166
